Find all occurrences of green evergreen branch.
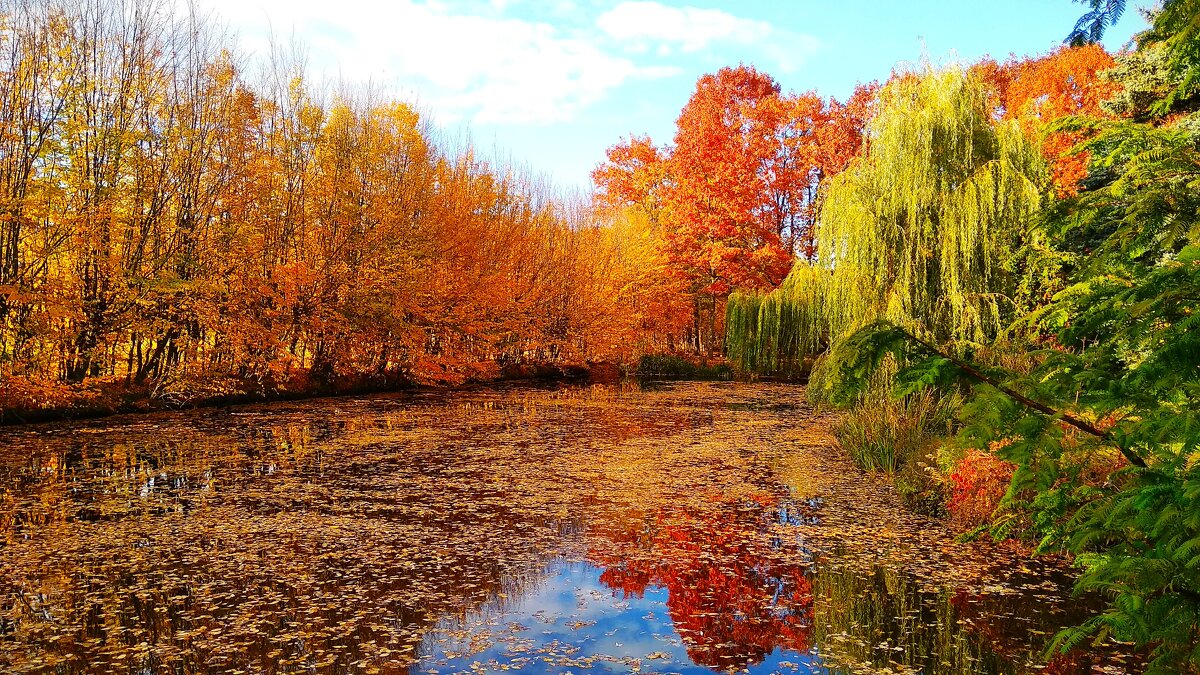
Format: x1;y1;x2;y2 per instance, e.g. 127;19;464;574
893;324;1149;468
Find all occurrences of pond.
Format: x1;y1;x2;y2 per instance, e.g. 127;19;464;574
0;381;1140;674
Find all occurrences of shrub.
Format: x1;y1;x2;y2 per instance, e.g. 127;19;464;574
946;447;1017;529
634;354;732;380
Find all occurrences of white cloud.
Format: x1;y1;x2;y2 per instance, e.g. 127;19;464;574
200;0;676;124
596;1;820;73
191;0;816;128
597;1;764;52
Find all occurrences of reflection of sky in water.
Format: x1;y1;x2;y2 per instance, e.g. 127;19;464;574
415;561;827;674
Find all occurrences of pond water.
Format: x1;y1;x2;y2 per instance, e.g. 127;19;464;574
0;382;1140;674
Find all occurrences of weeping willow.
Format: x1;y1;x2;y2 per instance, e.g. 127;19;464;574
727;67;1048;374
726;265;829;375
822;67;1046;345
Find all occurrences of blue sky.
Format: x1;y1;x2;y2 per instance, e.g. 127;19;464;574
197;0;1153;193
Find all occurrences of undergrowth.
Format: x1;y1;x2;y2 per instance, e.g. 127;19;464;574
635;355;733;380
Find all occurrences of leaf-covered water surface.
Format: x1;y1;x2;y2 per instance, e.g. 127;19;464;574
0;382;1139;674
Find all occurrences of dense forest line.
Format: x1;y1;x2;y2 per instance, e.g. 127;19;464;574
0;0;687;418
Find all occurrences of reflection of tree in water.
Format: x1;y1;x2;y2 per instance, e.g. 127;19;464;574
812;561;1013;675
809;557;1134;675
585;493;1132;675
588;496;817;671
945;576;1141;675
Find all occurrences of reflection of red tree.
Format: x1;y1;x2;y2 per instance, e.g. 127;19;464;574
590;497;814;670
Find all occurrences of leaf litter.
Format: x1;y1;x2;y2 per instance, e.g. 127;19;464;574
0;382;1141;674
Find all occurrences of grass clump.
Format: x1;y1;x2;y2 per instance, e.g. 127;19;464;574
831;387;954;474
811;353;957;514
634;355;733;380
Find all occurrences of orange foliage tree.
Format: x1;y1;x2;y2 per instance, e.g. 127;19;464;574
593;66;875;354
976;45;1120;197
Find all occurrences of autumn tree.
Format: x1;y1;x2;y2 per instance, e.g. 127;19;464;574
0;0;71;373
593;66;874;355
662;65;794;353
978;45;1120;196
591;135;666;217
772;83;877;259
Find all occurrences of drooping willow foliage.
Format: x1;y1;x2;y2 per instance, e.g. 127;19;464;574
727;67;1049;374
726;265;830;375
823;67;1049;345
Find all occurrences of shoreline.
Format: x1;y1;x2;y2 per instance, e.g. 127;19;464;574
0;361;620;428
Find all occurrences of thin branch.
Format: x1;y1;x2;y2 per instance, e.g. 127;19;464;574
898;327;1148;469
